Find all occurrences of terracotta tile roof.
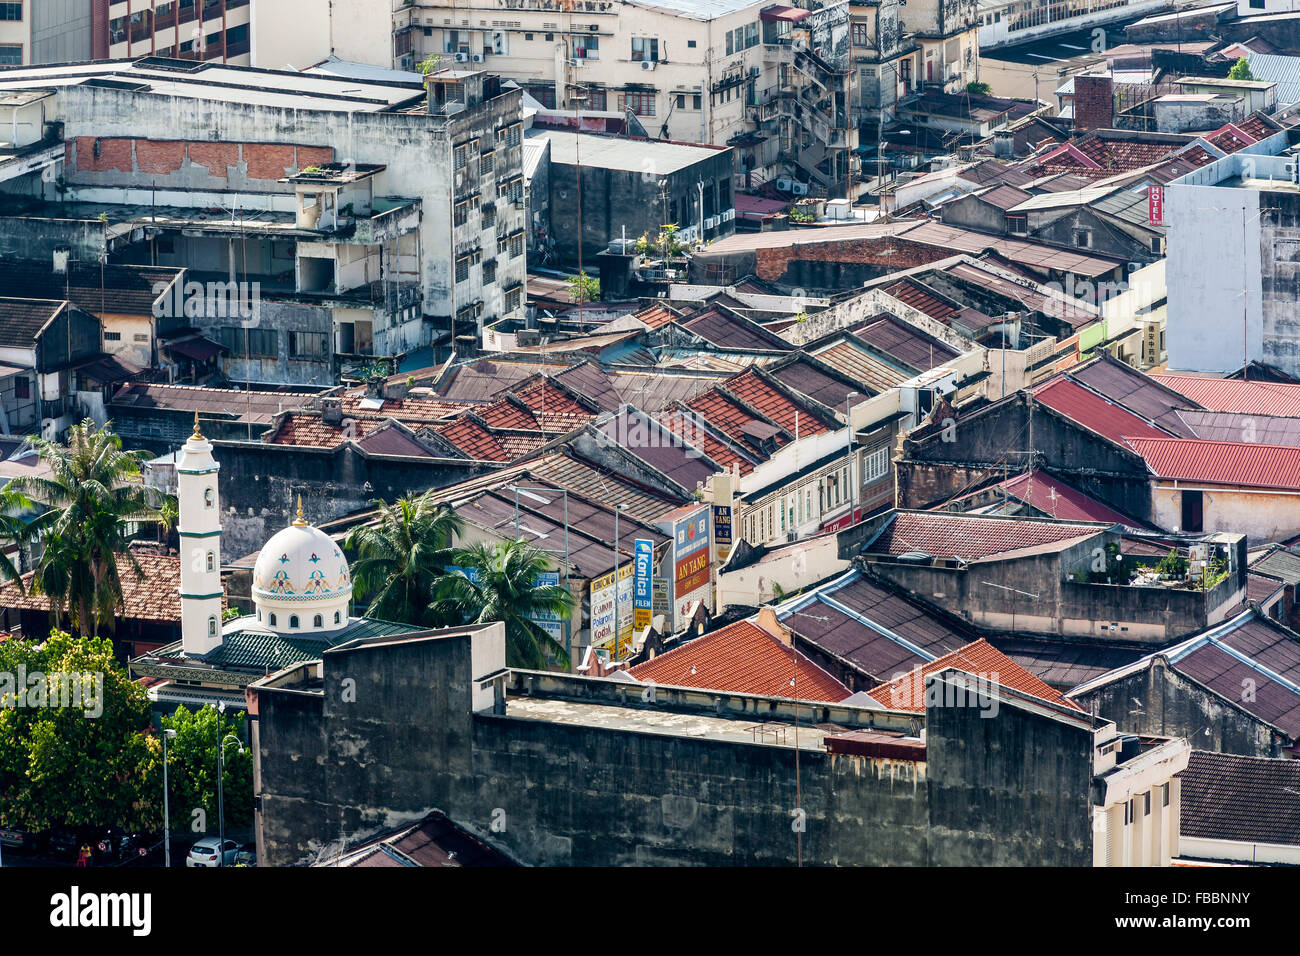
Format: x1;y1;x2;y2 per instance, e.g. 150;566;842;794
478;397;539;430
437;417;510;461
633;304;678;330
265;414;381;448
1123;437;1300;492
865;512;1103;560
0;552;192;624
866;638;1084;712
687;389;788;456
724;370;831;436
338;394;471;423
656;409;756;475
1033;376;1173;445
1237;114;1277;140
1150;374;1300;418
627;619;851;702
884;278;957;320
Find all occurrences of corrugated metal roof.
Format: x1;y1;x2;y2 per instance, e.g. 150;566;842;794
1123;437;1300;491
1181;751;1300;846
865;511;1103;560
1150;374;1300;418
1034;376;1173;444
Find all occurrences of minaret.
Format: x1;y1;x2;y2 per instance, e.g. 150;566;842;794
177;412;224;656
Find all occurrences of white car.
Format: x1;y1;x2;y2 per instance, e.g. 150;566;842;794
186;837;240;867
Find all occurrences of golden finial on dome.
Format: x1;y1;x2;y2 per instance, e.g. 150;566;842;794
293;494;308;526
192;410;204;440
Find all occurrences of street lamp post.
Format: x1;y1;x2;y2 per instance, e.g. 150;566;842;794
215;700;243;868
162;727;176;868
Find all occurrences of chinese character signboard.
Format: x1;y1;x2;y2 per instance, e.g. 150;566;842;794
671;505;712;630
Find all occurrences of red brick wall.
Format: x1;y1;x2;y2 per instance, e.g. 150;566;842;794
243;144;298;181
754;237;951;283
67;139;335;180
187;142;240;179
135;140;186;175
1073;75;1114;132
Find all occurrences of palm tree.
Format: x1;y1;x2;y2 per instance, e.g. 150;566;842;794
431;539;571;670
345;492;464;627
154;496;179;546
10;419;165;637
0;485;35;590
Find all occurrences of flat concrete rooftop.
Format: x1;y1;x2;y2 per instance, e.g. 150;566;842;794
504;695;852;751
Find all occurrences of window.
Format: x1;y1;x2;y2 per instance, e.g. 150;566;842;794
455;255;470;283
0;44;22;66
0;4;21;22
104;331;122;342
334;611;342;625
498;176;523;203
585;87;608;110
206;551;215;572
726;31;733;55
504;286;522;312
509;233;524;259
483;259;497;285
1250;0;1265;7
454;196;478;227
1181;490;1203;533
313;614;323;628
496;122;522;148
525;32;533;40
622;90;656;116
480;151;494;176
1074;228;1092;249
864;446;890;482
269;613;277;627
13;377;28;399
1143;792;1151;816
134;333;149;342
204;488;214;508
219;326;277;357
482;202;496;227
1163;783;1170;807
454;141;474;170
852;22;868;46
631;37;658;62
208;615;217;637
289;615;300;629
289;331;328;359
687;39;696;48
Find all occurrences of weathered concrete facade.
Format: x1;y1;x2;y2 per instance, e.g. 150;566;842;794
252;625;1104;867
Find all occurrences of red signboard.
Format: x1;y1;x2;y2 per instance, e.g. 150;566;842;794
674;549;710;598
1148;185;1163;226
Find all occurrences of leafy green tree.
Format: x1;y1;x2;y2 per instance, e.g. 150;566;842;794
0;631;157;834
161;704;253;833
965;80;992;96
418;54;441;75
1228;57;1254;82
345;493;465;627
566;270;600;306
10;419;167;637
431;539;571;669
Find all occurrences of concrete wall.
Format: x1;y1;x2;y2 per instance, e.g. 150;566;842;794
896;393;1154;518
1152;483;1300;545
1072;661;1287;758
254;626;1104;866
546;145;735;263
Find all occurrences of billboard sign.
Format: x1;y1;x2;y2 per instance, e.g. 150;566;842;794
634;539;654;631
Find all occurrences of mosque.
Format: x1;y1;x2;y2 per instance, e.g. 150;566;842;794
130;415;426;712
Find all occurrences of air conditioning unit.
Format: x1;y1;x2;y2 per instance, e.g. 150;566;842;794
641;60;656;71
472;53;484;62
705;215;719;228
791;182;809;195
776;177;793;191
455;52;469;62
569;57;584;67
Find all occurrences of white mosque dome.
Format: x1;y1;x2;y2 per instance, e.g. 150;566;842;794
252;502;353;635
